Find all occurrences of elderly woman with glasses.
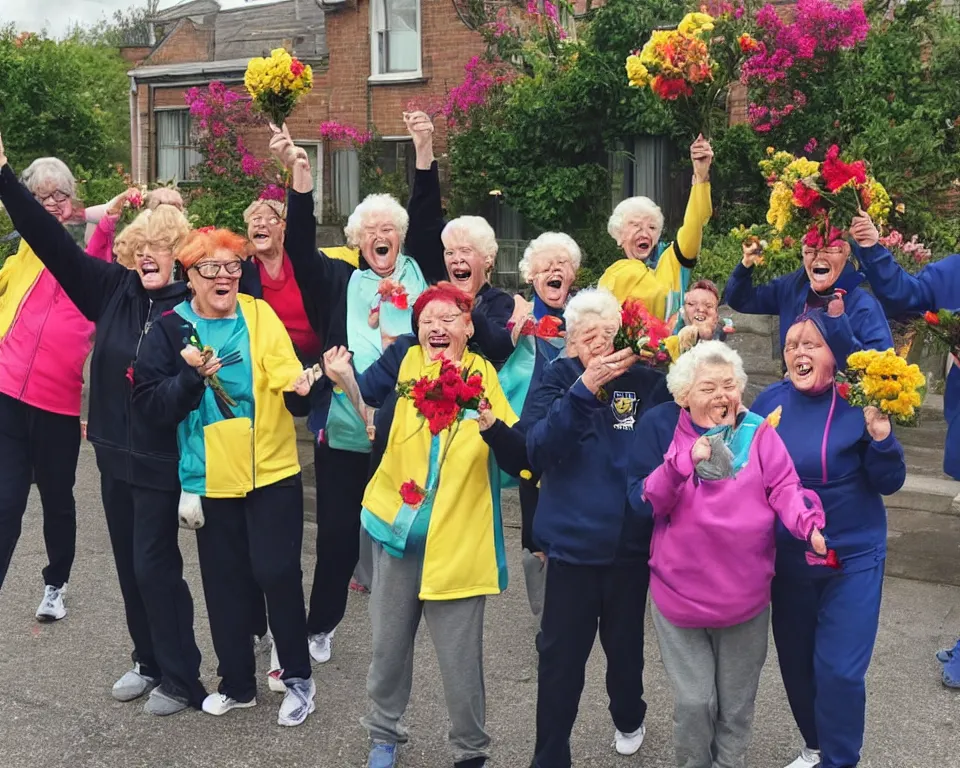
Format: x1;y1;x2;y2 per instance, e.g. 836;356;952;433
268;124;431;668
133;227;321;727
599;136;714;322
0;131;211;714
724;223;893;358
629;341;827;768
321;282;516;768
0;145;114;620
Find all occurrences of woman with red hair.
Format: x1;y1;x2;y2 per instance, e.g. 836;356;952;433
323;283;516;768
133;227;322;727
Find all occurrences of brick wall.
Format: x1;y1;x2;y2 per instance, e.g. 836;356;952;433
144;19;214;66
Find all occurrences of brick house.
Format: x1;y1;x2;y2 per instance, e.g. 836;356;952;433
126;0;486;229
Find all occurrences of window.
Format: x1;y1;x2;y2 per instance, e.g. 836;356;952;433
375;138;416;192
333;149;360;219
370;0;421;79
295;142;324;220
155;109;202;183
611;136;686;230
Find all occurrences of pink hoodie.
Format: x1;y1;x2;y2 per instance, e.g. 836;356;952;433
0;218;113;416
643;409;825;629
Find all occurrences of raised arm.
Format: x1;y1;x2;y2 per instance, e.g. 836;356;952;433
757;425;826;541
0;140;124;321
403;112;447;285
355;335;418;407
724;259;784;317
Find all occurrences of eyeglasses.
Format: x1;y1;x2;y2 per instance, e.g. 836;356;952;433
684;301;718;312
192;261;243;279
250;215;281;227
36;190;70;205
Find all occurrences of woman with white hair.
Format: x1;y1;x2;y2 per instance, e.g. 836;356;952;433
483;287;671;766
0;153;113;618
599;136;714;323
496;231;580;614
627;341;827;768
269;123;429;666
403;111;516;367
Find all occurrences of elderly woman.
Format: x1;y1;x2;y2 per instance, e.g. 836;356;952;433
599;136;714;322
268;125;430;667
403;111;516;367
0;134;208;714
483;288;671;765
85;186;186;263
725;223;892;356
663;278;731;360
628;341;827;768
0;145;113;619
133;227;320;726
322;283;516;768
749;307;905;768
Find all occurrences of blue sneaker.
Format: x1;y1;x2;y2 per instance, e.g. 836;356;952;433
943;653;960;688
937;638;960;663
367;741;398;768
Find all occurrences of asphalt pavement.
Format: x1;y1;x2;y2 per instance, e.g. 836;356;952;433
1;441;959;768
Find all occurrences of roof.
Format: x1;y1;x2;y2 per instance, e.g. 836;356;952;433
128;57;250;81
152;0;221;23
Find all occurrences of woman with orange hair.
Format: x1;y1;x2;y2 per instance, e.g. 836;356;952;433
133;227;322;727
0;132;207;715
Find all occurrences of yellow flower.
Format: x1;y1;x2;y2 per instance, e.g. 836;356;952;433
766;146;775;156
678;12;715;36
766;181;794;231
766;406;782;428
895;202;906;214
866;180;892;224
625;54;650;87
520;469;533;480
770;238;783;252
784;157;820;182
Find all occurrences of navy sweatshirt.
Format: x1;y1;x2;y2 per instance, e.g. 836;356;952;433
0;163;190;491
626;400;683;519
853;242;960;478
517;356;672;565
724;260;893;356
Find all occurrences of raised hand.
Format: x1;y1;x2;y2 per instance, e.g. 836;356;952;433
581;347;637;394
863;405;892;442
826;289;846;318
810;527;827;556
690;134;713;183
678;324;699;352
323;345;354;386
691;435;712;464
0;130;6;168
741;240;763;268
477;407;496;432
404;110;435;169
849;212;879;248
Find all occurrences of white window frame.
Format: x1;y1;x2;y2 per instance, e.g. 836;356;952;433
369;0;422;83
294;140;324;222
154;107;202;183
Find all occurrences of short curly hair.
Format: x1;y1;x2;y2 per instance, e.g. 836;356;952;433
607;196;664;244
519;232;582;283
666;340;747;400
343;193;409;249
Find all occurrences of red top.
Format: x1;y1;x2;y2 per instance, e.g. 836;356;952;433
257;253;322;360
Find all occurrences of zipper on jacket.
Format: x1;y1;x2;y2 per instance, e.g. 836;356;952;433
126;298;154;476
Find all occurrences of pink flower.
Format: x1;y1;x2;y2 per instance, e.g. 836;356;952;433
804;137;818;154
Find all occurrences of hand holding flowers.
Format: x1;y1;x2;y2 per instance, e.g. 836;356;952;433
613;299;673;367
581;348;637;394
863;405;892;442
244;48;313;126
836;348;925;425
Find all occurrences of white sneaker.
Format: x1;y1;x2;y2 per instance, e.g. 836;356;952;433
277;676;316;726
308;629;334;664
112;663;159;702
614;724;646;756
36;584;67;622
201;693;257;716
267;637;285;693
785;747;821;768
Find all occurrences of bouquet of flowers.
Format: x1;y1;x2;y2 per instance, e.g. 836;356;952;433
915;310;960;359
180;324;243;408
760;145;892;248
510;314;564;339
625;7;756;138
116;188;145;233
835;348;925;425
244;48;313;126
377;279;409;311
396;359;488;508
614;299;673;366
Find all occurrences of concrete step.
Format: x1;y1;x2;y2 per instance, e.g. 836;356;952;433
887;506;960;587
886;474;960;516
895;422;948;449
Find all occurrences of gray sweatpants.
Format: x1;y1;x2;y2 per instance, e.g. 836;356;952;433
361;543;490;763
652;602;770;768
353;528;374;590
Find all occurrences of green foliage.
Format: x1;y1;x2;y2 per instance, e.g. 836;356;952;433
74;163;130;206
359;135;410;204
694;228;801;287
186;184;257;233
0;28;130;175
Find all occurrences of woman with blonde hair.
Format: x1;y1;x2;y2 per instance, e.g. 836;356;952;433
0;131;207;714
134;227;320;726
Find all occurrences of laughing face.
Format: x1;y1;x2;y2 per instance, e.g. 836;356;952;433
529;248;577;309
444;238;492;298
360;214;402;277
618;215;661;262
803;243;850;294
682;287;720;340
784;320;836;393
246;204;285;256
681;362;742;429
416;299;474;362
190;247;243;318
135;241;176;290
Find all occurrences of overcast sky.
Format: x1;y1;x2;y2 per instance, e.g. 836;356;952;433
0;0;147;38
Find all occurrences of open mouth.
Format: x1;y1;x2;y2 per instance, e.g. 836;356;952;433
140;260;159;276
693;313;707;323
428;334;450;351
214;286;231;297
546;278;562;289
635;238;652;255
795;362;812;379
252;232;269;242
452;268;472;281
374;245;390;257
718;405;729;419
812;263;831;277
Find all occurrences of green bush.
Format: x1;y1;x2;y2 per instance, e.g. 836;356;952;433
693;228;802;288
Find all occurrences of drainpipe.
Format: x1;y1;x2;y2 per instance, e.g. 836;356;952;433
128;76;139;183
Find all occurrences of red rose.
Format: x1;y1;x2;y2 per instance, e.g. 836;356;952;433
836;381;851;400
400;480;426;507
290;59;305;77
651;76;693;101
792;181;821;211
392;292;409;310
924;311;940;326
535;315;563;338
824;549;841;569
821;145;867;193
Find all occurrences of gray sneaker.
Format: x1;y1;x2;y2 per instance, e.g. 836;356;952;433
144;686;189;716
112;664;159;702
277;676;316;726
